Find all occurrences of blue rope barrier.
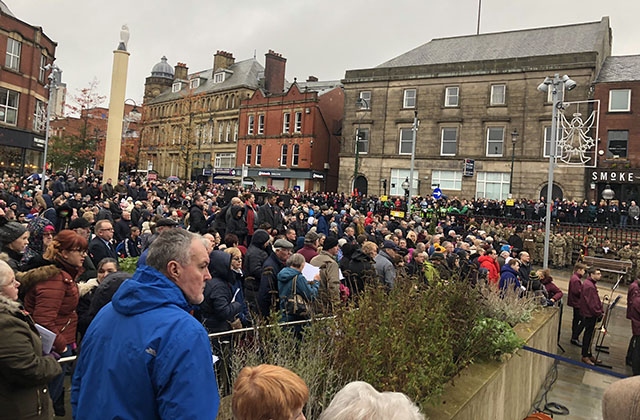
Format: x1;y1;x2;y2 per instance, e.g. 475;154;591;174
522;345;628;379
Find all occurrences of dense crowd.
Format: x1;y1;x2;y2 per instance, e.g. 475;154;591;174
1;169;639;418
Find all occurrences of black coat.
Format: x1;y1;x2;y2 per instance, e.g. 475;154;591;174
88;237;118;267
200;251;242;333
188;204;207;234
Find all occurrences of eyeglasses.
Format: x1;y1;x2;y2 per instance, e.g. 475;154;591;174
100;228;114;232
70;249;88;255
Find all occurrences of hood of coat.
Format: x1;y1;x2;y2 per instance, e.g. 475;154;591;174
478;255;496;265
77;278;100;297
230;205;245;220
208;250;232;281
500;264;518;276
251;229;271;248
16;264;61;293
111;265;191;315
278;266;301;285
0;293;21;315
540;275;553;285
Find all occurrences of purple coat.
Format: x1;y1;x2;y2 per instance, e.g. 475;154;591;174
567;272;582;308
579;277;603;319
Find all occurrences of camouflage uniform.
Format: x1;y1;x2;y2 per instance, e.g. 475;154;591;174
564;232;575;268
534;230;546;265
618;244;634;284
522;226;536;257
552;233;566;268
631;244;640;282
583;234;598;257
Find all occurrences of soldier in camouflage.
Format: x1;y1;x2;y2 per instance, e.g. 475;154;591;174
534;229;546;265
618;242;634;284
522;224;536;260
552;232;566;268
564;232;575;268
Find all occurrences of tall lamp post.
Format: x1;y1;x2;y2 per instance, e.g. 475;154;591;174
602;184;615;236
402;177;410;218
537;74;577;269
509;128;518;195
353;97;369;191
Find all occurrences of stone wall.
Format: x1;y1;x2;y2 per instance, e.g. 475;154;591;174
422;308;559;420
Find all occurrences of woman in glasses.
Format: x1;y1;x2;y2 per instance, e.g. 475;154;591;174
18;229;87;416
0;258;62;419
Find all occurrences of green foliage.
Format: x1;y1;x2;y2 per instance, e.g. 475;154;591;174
118;257;139;274
477;282;539;326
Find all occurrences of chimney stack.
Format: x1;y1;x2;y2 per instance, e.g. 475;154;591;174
174;62;188;80
264;50;286;95
213;50;235;71
306;76;318;82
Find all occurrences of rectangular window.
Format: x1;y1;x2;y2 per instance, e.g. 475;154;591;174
218;123;224;142
432;170;462;190
39;54;47;83
255;144;262;165
403;89;416;108
225;122;231;142
490;84;506;105
607;130;629;158
280;144;288;166
358;91;371;109
33;99;46;131
486;127;504;157
389;168;419;196
247;115;254;135
609;89;631;112
441;127;457;156
189;78;200;89
234;121;238;142
214;152;235;168
543;126;562;158
245;145;252;165
445;86;459;107
475;172;511;200
214;72;225;83
399;128;414;155
292;144;300;166
171;82;181;93
355;128;369;154
258;114;265;134
5;38;21;71
294;112;302;132
283;112;290;133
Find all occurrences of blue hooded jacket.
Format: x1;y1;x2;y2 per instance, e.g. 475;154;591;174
71;265;220;419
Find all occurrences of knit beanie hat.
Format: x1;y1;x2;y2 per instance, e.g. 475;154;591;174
0;216;28;246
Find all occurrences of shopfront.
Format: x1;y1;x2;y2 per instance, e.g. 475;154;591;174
588;169;640;203
0;127;45;177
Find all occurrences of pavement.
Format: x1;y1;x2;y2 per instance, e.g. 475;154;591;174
530;267;634;420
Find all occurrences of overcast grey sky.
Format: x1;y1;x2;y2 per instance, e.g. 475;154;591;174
9;0;640;109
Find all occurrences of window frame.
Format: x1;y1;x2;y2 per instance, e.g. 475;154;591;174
445;86;459;107
609;89;631;112
255;144;262;166
607;130;629;158
292;144;300;166
245;145;252;165
294;112;302;132
403;89;416;109
214;152;235;168
247;115;255;135
39;54;47;83
355;128;369;154
5;38;21;71
399;128;413;155
440;127;458;156
358;91;371;109
490;84;506;106
258;114;265;134
171;82;181;93
486;127;504;157
280;144;288;166
283;112;291;133
431;170;463;191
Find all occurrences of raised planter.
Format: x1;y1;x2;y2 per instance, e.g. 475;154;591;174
422;308;559;420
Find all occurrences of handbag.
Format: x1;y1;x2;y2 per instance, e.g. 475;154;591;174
285;274;310;318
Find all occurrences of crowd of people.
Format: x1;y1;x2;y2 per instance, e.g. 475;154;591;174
1;169;639;418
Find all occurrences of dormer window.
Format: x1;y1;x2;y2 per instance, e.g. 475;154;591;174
172;82;182;93
214;72;226;83
190;78;200;89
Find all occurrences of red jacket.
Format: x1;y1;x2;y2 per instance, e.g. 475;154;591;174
21;265;79;353
579;277;603;319
628;291;640;336
541;275;563;302
628;281;640;320
478;255;500;284
567;272;583;308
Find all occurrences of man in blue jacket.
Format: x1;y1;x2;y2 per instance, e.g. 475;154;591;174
71;229;219;419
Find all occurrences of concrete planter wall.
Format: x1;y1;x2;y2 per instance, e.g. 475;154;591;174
422;308;559;420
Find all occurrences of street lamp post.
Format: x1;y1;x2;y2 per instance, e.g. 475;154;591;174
602;184;615;230
537;74;577;269
402;177;410;218
354;97;369;192
509;129;518;195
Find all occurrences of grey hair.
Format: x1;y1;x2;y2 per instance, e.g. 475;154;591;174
0;258;12;287
147;229;198;274
286;253;305;269
318;381;424;420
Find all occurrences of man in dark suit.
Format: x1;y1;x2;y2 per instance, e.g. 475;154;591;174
256;193;283;234
89;219;118;266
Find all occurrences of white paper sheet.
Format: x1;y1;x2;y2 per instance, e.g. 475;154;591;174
35;323;56;354
302;264;320;282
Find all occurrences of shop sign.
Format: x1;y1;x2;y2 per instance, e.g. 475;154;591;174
590;169;639;183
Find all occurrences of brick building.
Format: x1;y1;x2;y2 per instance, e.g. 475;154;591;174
0;2;58;176
339;18;612;200
140;51;262;181
237;51;343;192
588;55;640;204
